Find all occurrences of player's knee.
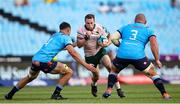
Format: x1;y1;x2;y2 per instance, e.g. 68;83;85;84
111;64;119;73
93;72;99;79
63;67;73;76
67;68;73;76
105;64;111;72
143;63;157;77
147;70;157;77
28;70;39;81
27;74;37;81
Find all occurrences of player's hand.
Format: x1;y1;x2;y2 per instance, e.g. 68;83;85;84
102;41;109;47
72;42;77;47
86;64;97;73
86;31;92;36
84;31;91;40
98;40;109;47
155;60;162;69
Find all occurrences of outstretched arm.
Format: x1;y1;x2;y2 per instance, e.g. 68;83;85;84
111;31;121;47
106;33;112;46
149;36;162;68
76;34;86;48
65;45;96;72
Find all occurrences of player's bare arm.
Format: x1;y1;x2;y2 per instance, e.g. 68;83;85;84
77;34;87;48
111;31;121;47
149;36;162;68
72;41;77;47
65;44;96;72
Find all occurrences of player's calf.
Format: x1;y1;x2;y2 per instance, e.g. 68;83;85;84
51;65;73;100
91;70;99;97
4;73;38;100
107;73;117;88
4;86;20;100
144;67;172;99
115;80;125;98
103;72;117;98
152;76;172;99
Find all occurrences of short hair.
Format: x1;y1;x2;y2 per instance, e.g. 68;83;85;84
59;22;71;30
134;13;146;24
85;14;95;21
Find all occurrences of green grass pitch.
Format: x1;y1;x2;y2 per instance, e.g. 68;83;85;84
0;84;180;103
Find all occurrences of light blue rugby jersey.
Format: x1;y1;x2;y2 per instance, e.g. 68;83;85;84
116;23;155;59
32;32;73;62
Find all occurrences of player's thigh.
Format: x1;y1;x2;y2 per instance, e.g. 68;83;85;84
85;55;99;68
112;57;128;73
132;57;151;71
101;55;112;71
132;57;157;77
50;62;72;75
111;63;120;73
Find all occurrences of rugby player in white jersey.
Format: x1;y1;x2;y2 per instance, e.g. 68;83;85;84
76;14;125;98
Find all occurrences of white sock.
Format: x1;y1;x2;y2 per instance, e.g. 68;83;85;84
92;82;97;86
115;82;121;89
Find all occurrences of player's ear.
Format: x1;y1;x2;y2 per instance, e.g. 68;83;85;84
144;20;147;24
67;28;71;35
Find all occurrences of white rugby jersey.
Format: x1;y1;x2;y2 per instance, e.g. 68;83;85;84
77;23;109;57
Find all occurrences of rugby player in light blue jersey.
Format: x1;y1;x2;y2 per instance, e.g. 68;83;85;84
5;22;96;100
103;13;171;99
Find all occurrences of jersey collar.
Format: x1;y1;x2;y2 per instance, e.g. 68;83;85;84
135;22;146;27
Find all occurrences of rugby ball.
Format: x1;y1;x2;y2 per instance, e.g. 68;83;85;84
98;35;108;45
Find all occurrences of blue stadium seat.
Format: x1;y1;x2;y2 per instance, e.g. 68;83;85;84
0;0;179;58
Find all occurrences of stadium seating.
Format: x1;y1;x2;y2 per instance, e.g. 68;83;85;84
0;16;50;56
0;0;180;59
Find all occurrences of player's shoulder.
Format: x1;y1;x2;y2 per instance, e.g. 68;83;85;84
123;24;132;29
95;23;109;34
95;23;105;29
118;24;129;32
146;26;154;31
145;25;154;33
62;34;71;39
51;32;60;39
55;32;70;39
52;32;60;36
77;26;86;34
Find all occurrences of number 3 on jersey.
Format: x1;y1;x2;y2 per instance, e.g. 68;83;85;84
129;30;138;40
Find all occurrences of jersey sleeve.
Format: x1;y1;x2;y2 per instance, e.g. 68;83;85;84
117;26;124;37
147;27;156;40
64;36;73;47
77;27;85;38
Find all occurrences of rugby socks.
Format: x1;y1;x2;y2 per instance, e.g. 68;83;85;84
115;81;121;90
107;73;117;88
152;75;166;95
52;84;63;95
92;82;97;86
7;86;20;97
